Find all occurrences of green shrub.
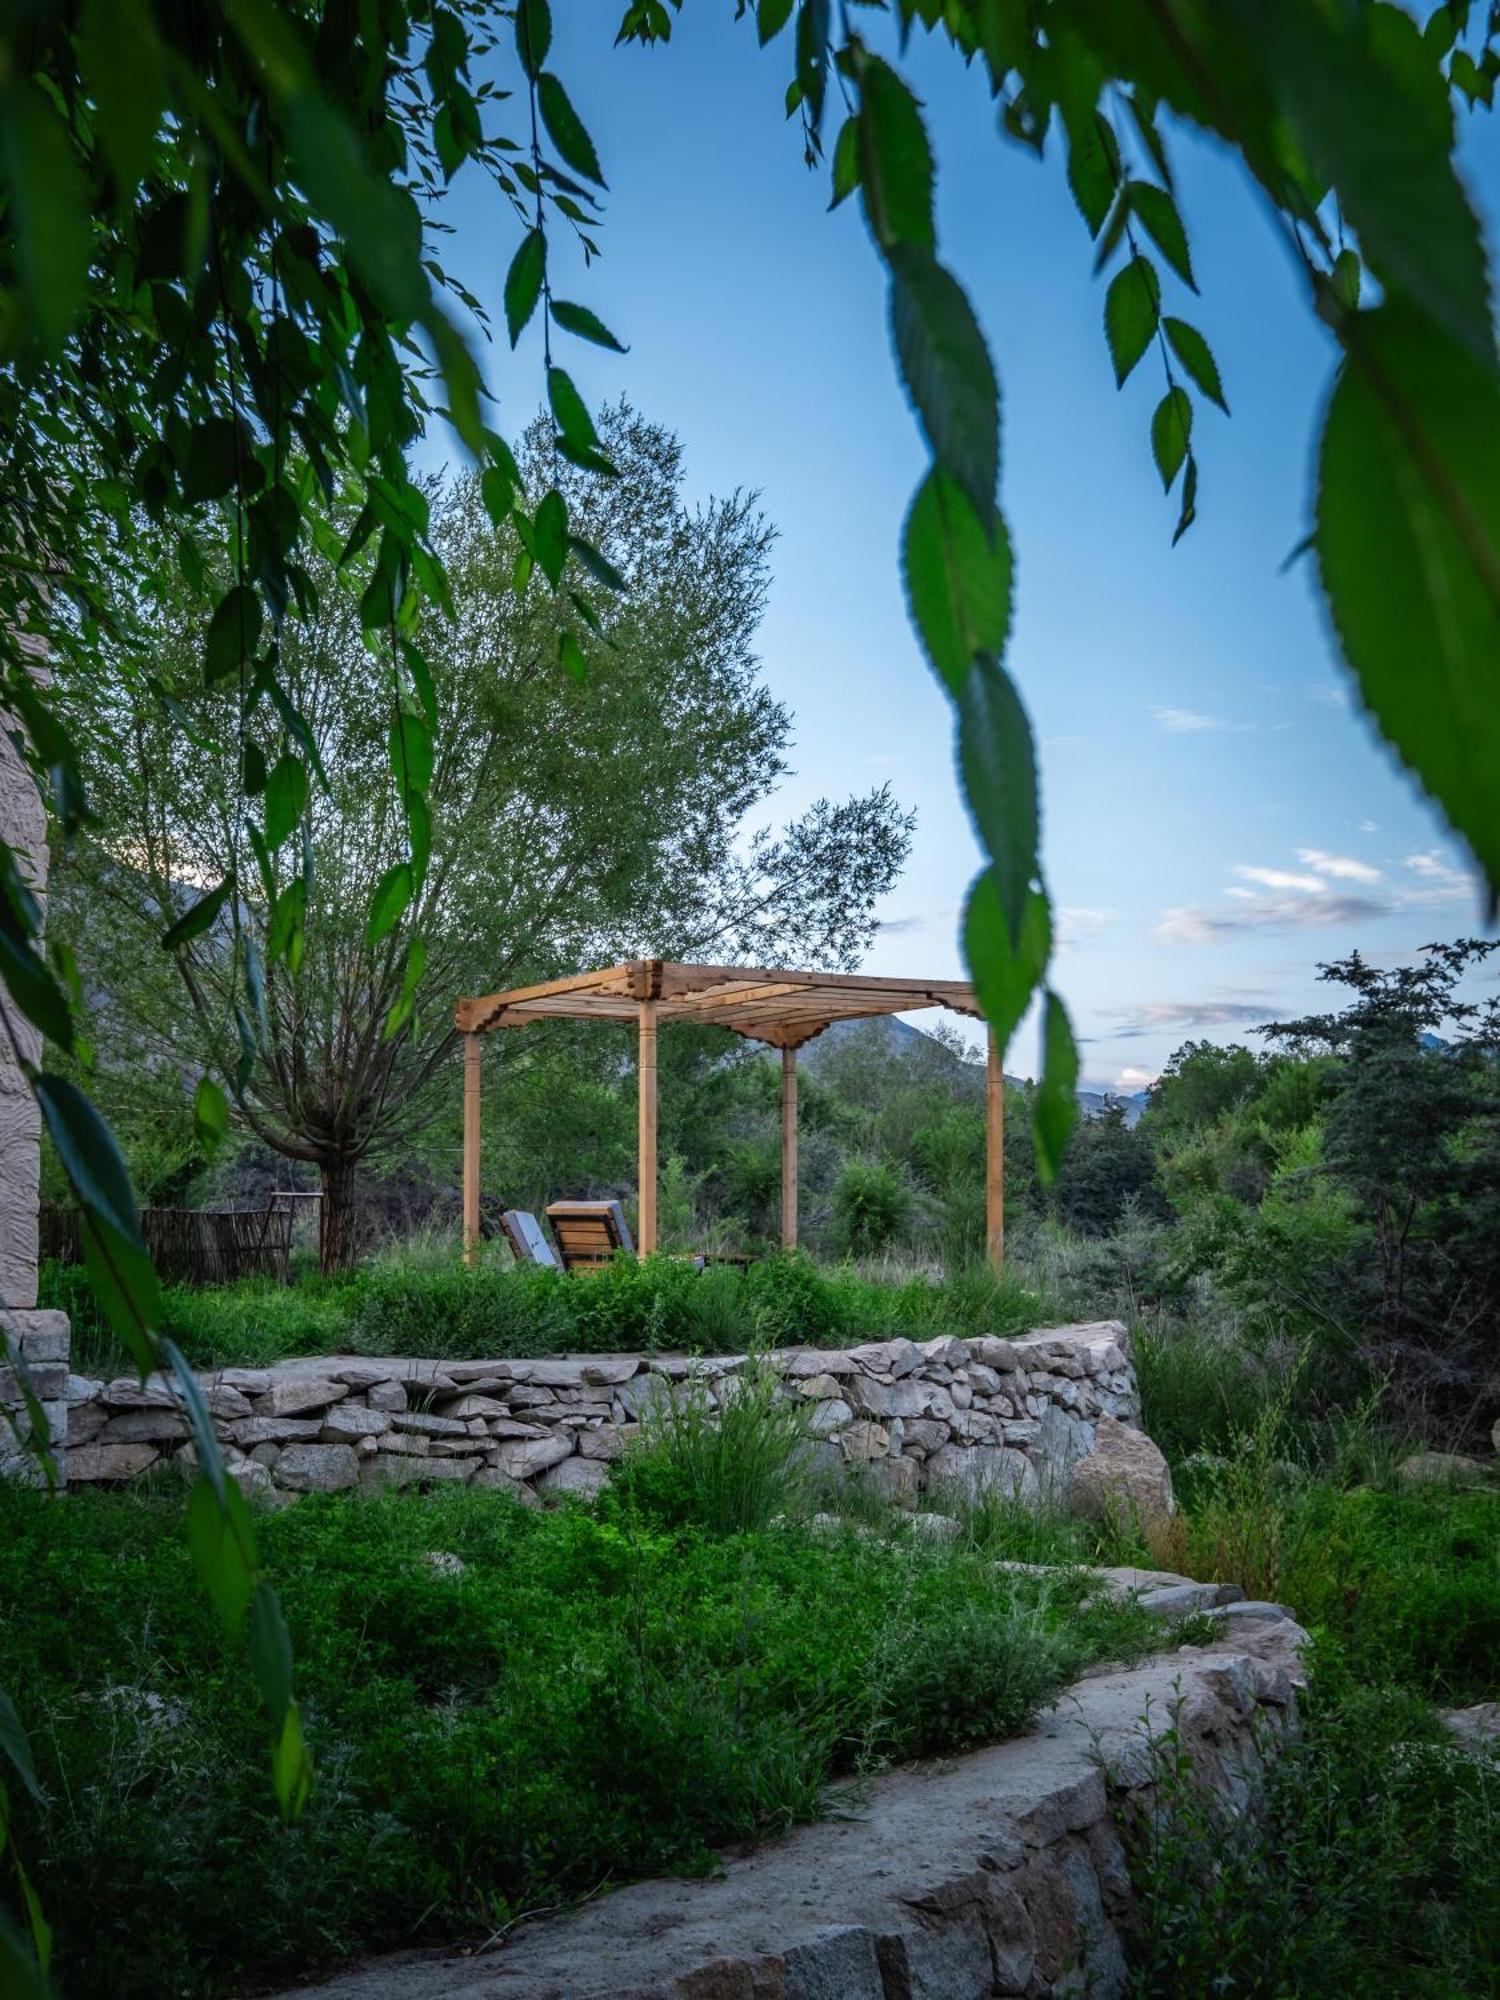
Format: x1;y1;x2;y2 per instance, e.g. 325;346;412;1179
831;1155;909;1256
615;1360;812;1536
1123;1673;1500;1997
1133;1319;1276;1465
0;1481;1138;2000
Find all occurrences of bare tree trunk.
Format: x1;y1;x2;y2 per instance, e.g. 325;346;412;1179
319;1158;360;1273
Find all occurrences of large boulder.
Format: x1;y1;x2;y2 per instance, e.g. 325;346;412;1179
1396;1451;1493;1491
1066;1414;1174;1532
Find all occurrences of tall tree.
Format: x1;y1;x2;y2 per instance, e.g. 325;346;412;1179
54;407;912;1265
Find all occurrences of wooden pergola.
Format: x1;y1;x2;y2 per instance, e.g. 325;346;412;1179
455;958;1005;1270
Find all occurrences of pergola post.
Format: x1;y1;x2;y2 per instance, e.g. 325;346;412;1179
985;1026;1004;1274
637;1000;658;1254
780;1045;798;1251
462;1032;482;1265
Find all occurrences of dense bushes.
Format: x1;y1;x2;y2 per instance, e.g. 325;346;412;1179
1126;1675;1500;1997
0;1479;1146;2000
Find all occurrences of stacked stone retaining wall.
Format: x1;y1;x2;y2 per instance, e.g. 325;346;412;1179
54;1320;1143;1506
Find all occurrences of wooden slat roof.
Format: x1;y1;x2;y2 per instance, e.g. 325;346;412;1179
455;959;982;1049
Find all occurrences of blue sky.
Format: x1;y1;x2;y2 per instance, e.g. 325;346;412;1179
432;9;1499;1087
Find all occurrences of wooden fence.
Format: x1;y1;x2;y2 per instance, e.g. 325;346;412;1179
40;1200;296;1286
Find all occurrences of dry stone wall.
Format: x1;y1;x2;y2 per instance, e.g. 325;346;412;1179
56;1320;1147;1507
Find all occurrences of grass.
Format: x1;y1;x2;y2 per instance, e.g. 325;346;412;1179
0;1456;1176;2000
41;1246;1056;1376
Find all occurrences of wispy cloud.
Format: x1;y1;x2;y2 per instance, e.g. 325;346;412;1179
1152;705;1251;734
1115;1064;1157;1092
1157;892;1388;944
1056;906;1113;946
1398;850;1478;909
1235;865;1328;895
1296;847;1383;885
1107;998;1271;1039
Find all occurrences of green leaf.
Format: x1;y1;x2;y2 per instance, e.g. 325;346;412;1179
958;658;1039;949
830;115;860;208
532;488;569;588
547;366;599;450
193;1076;230;1154
162;1337;229;1501
34;1073;141;1243
537;73;605;186
0;1691;43;1807
902;469;1012;696
1151;386;1193;489
186;1476;255;1636
515;0;551;77
0;78;90;353
1331;246;1362;311
8;1848;51;1980
272;1700;313;1820
757;0;795;42
383;934;427;1040
0;890;75;1050
243;741;267;797
857;55;934;252
504;230;545;347
404;789;431;883
248;1581;294;1724
480;464;514;526
80;1211;159;1372
887;244;999;520
263;754;308;850
568;534;627;594
160;878;232;951
0;1904;55;2000
178;418;242;504
367;862;414;945
963;872;1052;1054
205;585;262;684
1172;453;1199;546
1034;990;1079;1184
1230;0;1495;372
1128;181;1195;289
559;630;589;682
1163;317;1228;412
266;876;307;968
389;710;434;795
1104;256;1160;387
1316;300;1500;906
1066;118;1121;237
551;299;627;351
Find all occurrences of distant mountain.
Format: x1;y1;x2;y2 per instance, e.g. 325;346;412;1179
1076;1087;1150;1128
795;1015;1148;1121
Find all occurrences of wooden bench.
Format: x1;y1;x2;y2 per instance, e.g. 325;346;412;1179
545;1199;635;1274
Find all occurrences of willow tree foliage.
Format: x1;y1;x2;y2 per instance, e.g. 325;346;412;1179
2;0;1499;1957
52;408;910;1268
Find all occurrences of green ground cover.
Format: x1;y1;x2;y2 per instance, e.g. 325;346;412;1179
0;1461;1163;2000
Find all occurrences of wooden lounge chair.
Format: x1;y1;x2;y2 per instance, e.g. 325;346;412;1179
545;1199;635;1273
499;1209;563;1270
